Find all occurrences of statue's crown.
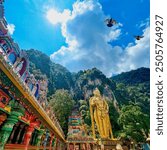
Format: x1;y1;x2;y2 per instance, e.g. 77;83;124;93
93;88;101;96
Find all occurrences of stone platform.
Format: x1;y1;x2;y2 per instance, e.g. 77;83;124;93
98;138;128;150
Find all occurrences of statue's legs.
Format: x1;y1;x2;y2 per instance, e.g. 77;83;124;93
107;115;113;139
97;111;105;138
94;111;103;137
94;110;99;131
103;118;108;138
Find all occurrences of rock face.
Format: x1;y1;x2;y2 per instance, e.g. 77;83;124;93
26;49;150;141
26;49;74;96
26;49;116;100
26;49;150;111
72;68;116;101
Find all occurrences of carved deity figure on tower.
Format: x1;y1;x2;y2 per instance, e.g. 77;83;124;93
15;60;23;73
89;88;113;139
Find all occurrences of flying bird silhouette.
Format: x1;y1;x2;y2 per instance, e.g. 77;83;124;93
134;35;144;40
105;18;117;27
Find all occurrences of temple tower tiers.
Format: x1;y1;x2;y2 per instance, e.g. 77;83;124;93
1;0;132;149
67;107;96;150
0;1;66;149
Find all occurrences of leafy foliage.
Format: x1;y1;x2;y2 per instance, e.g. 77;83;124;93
48;89;75;136
79;100;91;126
26;49;150;141
118;105;149;142
111;69;150;141
113;82;150;114
26;49;74;96
108;101;121;136
112;67;150;86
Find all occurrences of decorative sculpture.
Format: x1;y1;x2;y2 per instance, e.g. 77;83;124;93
89;88;113;139
15;60;23;73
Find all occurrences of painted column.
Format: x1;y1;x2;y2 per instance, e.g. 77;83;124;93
8;122;20;144
34;129;44;147
85;143;87;150
16;123;25;144
49;134;54;150
59;141;62;150
22;123;35;148
93;143;98;150
70;143;74;150
31;129;38;145
74;143;76;150
43;130;50;148
60;142;63;150
52;137;56;150
87;143;91;150
67;143;70;150
56;138;59;150
0;110;23;150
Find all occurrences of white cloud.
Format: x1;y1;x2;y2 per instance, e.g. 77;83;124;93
137;18;150;28
106;29;122;41
117;26;150;73
7;24;15;35
50;0;150;77
46;9;71;25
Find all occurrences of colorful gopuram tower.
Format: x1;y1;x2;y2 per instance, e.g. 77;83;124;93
0;1;66;149
67;107;96;150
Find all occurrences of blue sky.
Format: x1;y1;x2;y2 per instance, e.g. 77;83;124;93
5;0;150;76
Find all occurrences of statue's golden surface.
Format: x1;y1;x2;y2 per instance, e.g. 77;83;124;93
89;88;113;139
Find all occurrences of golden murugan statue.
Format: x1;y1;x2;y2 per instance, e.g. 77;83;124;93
89;88;113;139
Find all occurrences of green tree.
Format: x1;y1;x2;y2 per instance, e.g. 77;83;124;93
118;105;149;142
114;82;150;114
108;101;121;136
49;89;75;136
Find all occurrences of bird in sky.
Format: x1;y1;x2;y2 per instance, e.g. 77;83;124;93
105;18;117;27
134;35;144;40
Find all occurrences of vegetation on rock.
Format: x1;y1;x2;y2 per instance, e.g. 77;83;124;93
26;49;150;142
48;89;75;136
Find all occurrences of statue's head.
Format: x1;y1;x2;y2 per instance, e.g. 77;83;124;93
93;88;101;97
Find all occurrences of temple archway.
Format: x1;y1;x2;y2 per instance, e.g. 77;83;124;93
28;82;34;91
8;52;17;64
34;83;39;98
19;58;27;76
0;40;8;53
0;39;12;54
21;71;28;81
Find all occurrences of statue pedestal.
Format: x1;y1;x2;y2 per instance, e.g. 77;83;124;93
98;138;124;150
